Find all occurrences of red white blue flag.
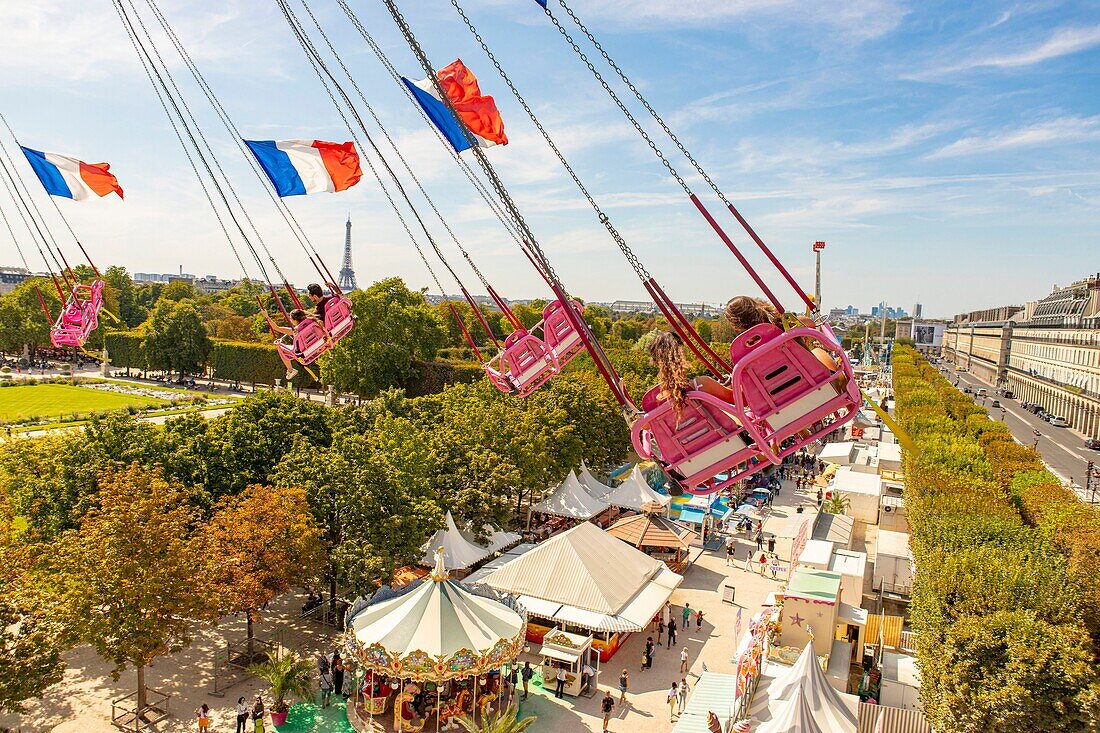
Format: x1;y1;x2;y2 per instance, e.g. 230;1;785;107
402;59;508;153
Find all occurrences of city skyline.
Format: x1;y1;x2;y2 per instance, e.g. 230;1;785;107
0;2;1097;317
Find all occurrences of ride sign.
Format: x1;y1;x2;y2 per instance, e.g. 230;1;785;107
813;241;826;252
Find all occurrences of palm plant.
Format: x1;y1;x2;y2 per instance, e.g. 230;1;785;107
822;491;851;515
248;652;314;714
456;703;536;733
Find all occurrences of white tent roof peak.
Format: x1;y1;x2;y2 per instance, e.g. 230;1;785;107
531;471;609;519
768;642;857;731
420;511;492;570
756;683;828;733
482;521;667;615
577;461;615;499
599;465;671;510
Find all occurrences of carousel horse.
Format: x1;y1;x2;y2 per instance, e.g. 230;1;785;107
393;687;426;732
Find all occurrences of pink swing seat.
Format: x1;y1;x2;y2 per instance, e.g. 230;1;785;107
323;296;356;343
540;299;586;368
484;329;557;397
275;318;331;367
631;322;860;495
727;323;860;462
50;280;106;349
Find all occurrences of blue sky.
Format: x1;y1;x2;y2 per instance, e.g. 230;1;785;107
0;0;1097;318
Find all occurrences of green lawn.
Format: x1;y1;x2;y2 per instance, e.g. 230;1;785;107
0;383;170;424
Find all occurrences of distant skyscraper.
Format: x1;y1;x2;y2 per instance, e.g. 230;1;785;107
913;302;923;318
338;215;357;291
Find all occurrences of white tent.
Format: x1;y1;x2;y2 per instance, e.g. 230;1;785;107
763;642;857;732
478;527;522;555
577;461;615;499
420;511;493;570
756;684;828;733
598;465;671;511
350;549;526;681
531;471;609;519
818;441;858;465
482;521;681;632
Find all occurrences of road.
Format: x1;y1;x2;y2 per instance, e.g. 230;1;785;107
939;362;1100;503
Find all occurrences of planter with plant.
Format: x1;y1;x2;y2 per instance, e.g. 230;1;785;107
248;653;314;727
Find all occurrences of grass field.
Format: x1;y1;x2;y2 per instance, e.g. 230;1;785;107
0;383;170;424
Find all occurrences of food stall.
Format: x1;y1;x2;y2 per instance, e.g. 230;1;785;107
538;627;598;697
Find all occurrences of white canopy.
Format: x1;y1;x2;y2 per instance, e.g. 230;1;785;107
481;527;522;554
757;684;828;733
350;550;526;681
420;512;493;570
598;465;671;511
765;642;857;732
531;471;609;519
818;441;858;465
577;461;615;498
483;521;677;616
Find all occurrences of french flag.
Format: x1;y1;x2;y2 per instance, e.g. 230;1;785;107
243;139;363;197
403;59;508;153
21;147;123;201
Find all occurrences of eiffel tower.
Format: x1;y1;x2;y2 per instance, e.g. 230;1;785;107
338;215;357;291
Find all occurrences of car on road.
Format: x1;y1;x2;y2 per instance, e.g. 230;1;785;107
963;387;973;395
1050;416;1069;428
991;400;1001;408
1086;439;1100;451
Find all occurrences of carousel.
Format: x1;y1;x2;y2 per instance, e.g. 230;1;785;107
345;548;527;732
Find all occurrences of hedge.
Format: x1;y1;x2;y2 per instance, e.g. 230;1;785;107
893;347;1100;732
210;341;286;386
404;359;485;397
103;332;147;370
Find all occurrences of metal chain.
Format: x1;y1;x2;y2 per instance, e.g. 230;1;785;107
553;0;731;209
144;0;318;261
382;0;566;291
119;0;276;283
336;0;526;249
0;153;64;274
298;0;496;294
275;0;453;298
538;5;691;197
448;0;650;282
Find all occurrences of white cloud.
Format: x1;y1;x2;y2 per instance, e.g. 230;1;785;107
928;115;1100;158
914;25;1100;78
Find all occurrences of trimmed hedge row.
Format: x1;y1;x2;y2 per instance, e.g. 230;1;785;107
893;347;1100;733
404;359;485;398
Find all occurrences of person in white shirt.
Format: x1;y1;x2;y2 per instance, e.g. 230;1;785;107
667;682;679;722
677;677;690;712
581;663;596;691
680;647;690;674
235;697;249;733
555;666;568;698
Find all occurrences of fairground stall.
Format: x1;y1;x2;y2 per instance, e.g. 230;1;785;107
605;505;696;572
345;549;526;732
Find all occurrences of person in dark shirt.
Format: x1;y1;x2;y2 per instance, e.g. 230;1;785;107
308;283;332;323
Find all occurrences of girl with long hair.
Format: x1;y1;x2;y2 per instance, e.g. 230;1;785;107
646;332;733;413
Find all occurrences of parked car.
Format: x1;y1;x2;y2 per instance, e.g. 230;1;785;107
1002;390;1014;399
1085;438;1100;451
1050;416;1069;427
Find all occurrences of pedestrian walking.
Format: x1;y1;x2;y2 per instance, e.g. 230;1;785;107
667;618;677;648
759;552;768;575
680;647;690;673
618;669;629;704
235;697;249;733
755;531;764;552
554;666;567;698
521;661;533;699
645;636;654;667
667;682;679;721
332;650;345;698
678;678;690;713
744;548;754;573
725;538;734;565
767;536;776;554
682;603;691;627
816;488;823;507
602;690;616;731
252;695;266;733
657;617;665;644
696;609;704;629
320;665;333;708
196;704;211;733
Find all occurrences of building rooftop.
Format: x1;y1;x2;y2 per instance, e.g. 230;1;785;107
786;568;841;603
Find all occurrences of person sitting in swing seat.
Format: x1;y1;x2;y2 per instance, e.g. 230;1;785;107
307;283;331;322
266;309;319;382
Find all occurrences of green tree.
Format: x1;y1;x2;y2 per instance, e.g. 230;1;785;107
822;492;850;515
104;265;147;328
0;278;61;356
322;278;445;396
457;704;535;733
143;299;212;376
0;493;65;713
47;465;210;714
203;486;324;657
248;653;314;716
159;279;197;302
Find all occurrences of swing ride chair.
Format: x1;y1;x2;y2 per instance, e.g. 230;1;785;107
484;328;558;397
632;323;860;495
322;293;356;343
274;316;332;367
540;298;586;367
51;279;106;348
